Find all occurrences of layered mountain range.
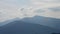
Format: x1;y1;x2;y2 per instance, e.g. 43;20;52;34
0;16;60;34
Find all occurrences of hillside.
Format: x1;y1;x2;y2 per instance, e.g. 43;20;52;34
0;20;60;34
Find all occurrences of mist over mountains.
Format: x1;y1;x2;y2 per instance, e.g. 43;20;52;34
0;16;60;34
21;16;60;29
0;0;60;34
0;18;20;26
0;18;60;34
0;16;60;29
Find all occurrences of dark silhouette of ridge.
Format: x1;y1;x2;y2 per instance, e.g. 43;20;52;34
21;16;60;29
0;20;60;34
1;16;60;30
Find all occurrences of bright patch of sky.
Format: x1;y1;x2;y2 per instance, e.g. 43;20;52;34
0;0;60;22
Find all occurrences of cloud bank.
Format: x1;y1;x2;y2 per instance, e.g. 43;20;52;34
0;0;60;22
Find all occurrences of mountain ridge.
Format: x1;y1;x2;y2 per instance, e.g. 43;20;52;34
0;20;60;34
0;16;60;30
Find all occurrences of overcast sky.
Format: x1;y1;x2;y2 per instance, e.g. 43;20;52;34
0;0;60;22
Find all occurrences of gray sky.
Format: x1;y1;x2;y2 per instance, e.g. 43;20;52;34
0;0;60;22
